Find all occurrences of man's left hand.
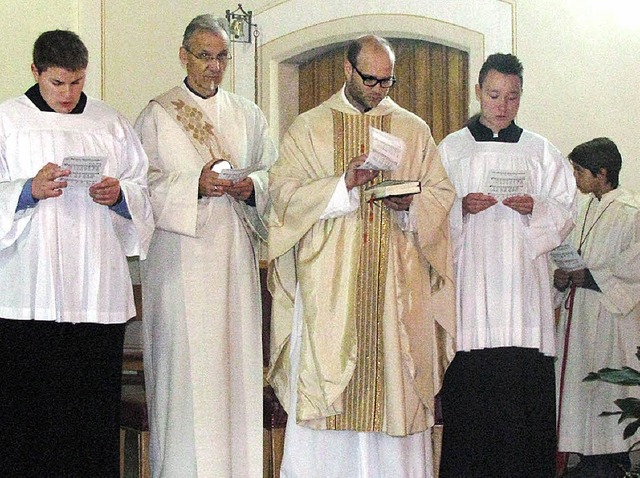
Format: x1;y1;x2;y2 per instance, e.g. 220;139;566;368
89;176;121;206
502;194;534;215
225;177;254;202
382;194;413;211
568;269;587;288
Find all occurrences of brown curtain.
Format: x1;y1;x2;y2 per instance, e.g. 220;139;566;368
298;39;468;142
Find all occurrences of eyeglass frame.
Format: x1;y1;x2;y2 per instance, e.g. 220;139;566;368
351;63;396;88
183;45;232;64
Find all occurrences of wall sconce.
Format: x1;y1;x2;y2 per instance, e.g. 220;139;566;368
225;4;256;44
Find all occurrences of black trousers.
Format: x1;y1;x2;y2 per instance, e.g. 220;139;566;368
439;347;556;478
0;319;125;478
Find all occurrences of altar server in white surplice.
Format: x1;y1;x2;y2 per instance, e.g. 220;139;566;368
135;14;276;478
0;30;153;477
438;53;576;478
554;138;640;476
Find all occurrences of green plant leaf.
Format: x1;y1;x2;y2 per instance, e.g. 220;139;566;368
624;420;640;440
584;367;640;386
614;398;640;422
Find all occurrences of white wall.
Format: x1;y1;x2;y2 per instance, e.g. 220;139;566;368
0;1;78;101
516;0;640;189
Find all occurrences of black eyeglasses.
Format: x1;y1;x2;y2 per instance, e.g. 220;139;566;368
351;64;396;88
183;46;232;64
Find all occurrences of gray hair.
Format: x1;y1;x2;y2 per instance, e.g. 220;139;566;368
182;14;230;48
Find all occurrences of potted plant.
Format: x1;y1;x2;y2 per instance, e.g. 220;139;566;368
583;346;640;477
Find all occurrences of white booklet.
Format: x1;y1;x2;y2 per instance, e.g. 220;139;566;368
357;127;405;171
60;156;106;187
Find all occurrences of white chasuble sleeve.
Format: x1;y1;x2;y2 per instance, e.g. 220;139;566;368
591;194;640;316
320;175;360;219
523;141;576;259
246;105;277;218
135;103;202;237
268;116;345;261
110;116;154;260
0;178;33;250
0;109;35;249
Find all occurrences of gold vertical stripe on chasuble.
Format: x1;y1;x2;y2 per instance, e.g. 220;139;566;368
326;110;392;432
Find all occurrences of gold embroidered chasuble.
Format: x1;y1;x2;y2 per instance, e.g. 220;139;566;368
267;90;457;437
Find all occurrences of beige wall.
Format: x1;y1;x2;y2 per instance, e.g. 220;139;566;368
516;0;640;190
2;0;639;188
0;1;78;101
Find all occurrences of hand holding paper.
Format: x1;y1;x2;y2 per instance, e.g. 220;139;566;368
550;243;588;272
502;194;534;215
346;155;379;190
225;177;254;201
89;176;121;206
357;127;405;171
32;162;70;200
462;192;498;215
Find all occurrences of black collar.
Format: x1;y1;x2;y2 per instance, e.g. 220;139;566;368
183;78;218;99
467;115;522;143
25;84;87;114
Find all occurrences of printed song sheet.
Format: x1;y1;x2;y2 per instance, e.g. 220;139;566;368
484;169;528;197
357;127;405;171
60;156;106;187
218;166;259;184
550;243;588;272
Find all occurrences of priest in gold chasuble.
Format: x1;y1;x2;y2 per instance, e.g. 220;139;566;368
267;35;456;478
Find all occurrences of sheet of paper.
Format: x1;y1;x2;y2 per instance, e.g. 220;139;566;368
357;127;405;171
217;166;259;184
483;169;528;197
550;243;588;272
60;156;106;187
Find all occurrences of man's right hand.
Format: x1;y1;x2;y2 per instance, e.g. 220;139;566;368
31;162;70;200
199;159;233;197
345;155;379;191
462;192;498;215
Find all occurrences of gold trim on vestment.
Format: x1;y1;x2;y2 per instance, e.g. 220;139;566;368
326;111;392;432
169;99;232;163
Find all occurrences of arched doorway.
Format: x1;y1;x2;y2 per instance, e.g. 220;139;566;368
298;38;469;142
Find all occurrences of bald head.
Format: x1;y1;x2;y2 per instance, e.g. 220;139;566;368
343;35;395;113
346;35;395;69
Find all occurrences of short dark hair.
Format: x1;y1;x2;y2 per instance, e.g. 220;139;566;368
568;137;622;188
478;53;523;87
346;35;394;68
32;30;88;74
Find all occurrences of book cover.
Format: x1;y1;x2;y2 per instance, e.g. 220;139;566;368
364;180;421;200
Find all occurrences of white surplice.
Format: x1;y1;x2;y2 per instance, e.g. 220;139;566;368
556;188;640;455
439;128;576;355
135;84;276;477
0;94;153;323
